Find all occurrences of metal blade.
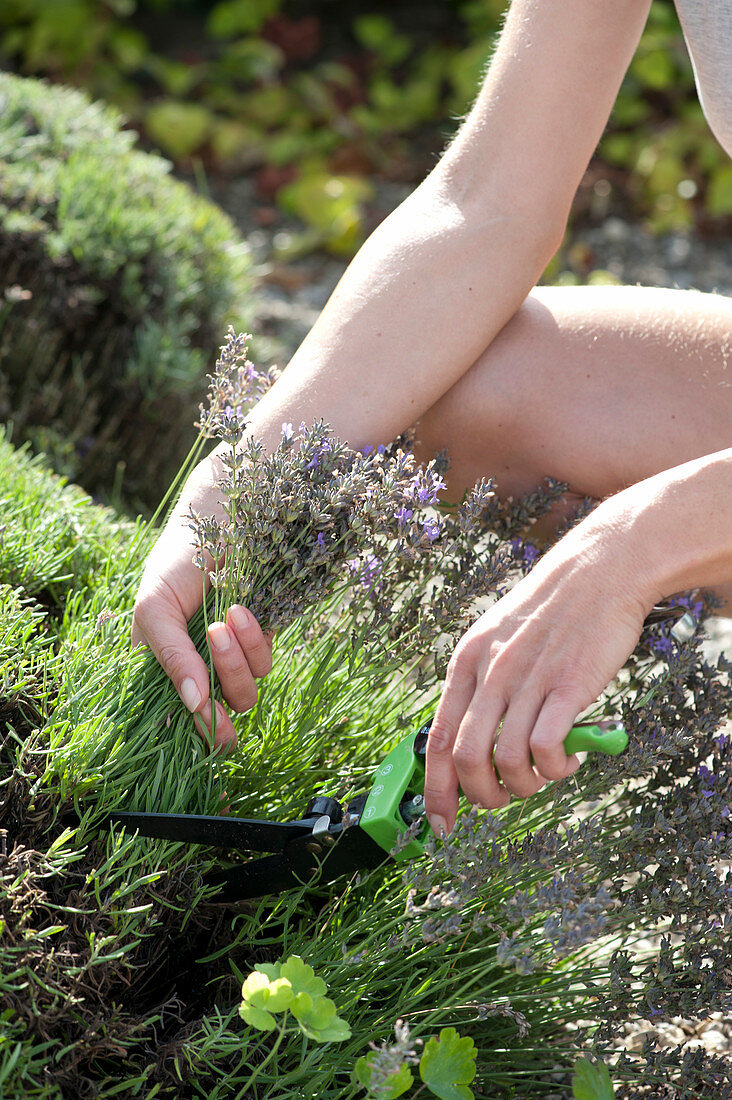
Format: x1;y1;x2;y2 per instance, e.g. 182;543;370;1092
103;811;317;853
205;823;388;902
644;604;686;625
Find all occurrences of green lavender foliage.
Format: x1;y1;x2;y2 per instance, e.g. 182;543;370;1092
0;72;253;508
0;433;141;611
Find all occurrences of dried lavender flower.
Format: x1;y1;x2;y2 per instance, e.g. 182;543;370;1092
361;1019;422;1098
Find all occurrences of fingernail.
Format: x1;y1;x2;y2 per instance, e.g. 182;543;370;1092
209;622;231;652
428;814;448;838
180;677;201;712
229;605;252;631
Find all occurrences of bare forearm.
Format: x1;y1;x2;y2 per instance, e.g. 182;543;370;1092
591;449;732;607
235;188;557;455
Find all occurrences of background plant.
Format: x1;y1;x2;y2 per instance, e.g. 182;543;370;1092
0;0;729;257
0;71;254;509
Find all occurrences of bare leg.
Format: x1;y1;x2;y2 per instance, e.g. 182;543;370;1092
415;285;732;608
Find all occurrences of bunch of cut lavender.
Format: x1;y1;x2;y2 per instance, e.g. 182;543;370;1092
340;473;569;683
195;326;279;440
188;330;450;633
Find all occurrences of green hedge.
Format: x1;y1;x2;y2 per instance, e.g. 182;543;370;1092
0;72;253;508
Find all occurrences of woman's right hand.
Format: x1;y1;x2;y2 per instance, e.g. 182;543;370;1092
131;461;273;752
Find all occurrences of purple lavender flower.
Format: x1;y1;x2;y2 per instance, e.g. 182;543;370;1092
421;517;441;543
672;594;704;620
523;542;539;567
348;553;383;593
281;422;294;442
510;538;539;568
698;763;717;798
394;506;414;528
361;553;383;591
649;634;674;657
307;438;333;470
316;532;326;551
408;469;446;506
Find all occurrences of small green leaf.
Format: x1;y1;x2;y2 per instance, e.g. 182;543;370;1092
291;990;314;1020
240;967;293;1022
280;955;328;999
253;963;281;982
352;14;411;66
207;0;279;37
572;1056;615;1100
265;978;294;1013
419;1028;477;1100
354;1054;414;1098
145;100;211;160
240;956;350;1042
292;991;351;1042
238;1002;277;1031
304;1014;352;1043
241;971;270;1001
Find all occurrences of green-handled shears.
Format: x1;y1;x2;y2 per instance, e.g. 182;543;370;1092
102;719;626;903
103;602;694;901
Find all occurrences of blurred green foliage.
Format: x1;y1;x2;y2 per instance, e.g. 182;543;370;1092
0;71;253;508
0;0;730;252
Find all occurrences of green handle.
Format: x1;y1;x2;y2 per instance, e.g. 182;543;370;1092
360;730;428;862
360;721;628;860
563;723;628;756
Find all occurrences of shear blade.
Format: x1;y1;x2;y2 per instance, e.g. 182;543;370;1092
103;810;316;853
205;821;388;902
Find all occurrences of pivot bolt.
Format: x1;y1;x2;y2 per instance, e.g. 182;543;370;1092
401;794;426;824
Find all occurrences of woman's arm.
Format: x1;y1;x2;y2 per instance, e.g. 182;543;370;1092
132;0;654;742
222;0;654;454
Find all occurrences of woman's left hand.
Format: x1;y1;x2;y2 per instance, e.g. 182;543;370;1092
423;499;658;835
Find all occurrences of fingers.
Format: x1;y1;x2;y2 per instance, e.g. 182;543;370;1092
194;699;238;754
492;695;546;799
132;591;211;719
207;605;273;713
425;648;581;836
134;586;273;760
529;690;582;782
453;695;511;809
207;621;259;714
424;657;476;837
226;605;273;679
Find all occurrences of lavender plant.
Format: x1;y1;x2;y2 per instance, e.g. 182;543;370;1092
4;331;732;1097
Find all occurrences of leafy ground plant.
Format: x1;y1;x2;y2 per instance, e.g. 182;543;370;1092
1;334;731;1096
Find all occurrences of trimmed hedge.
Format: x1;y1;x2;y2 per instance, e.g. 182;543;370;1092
0;72;253;508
